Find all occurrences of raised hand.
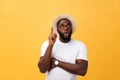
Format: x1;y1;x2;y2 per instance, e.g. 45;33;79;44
49;27;57;46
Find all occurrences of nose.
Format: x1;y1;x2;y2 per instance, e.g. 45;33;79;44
64;26;67;30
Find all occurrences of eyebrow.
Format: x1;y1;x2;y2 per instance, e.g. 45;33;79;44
59;22;71;26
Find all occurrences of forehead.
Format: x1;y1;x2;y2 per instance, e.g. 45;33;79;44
57;18;71;25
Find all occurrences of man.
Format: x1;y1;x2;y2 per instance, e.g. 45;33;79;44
38;14;88;80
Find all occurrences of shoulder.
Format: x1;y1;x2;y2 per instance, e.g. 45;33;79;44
72;39;86;47
41;40;49;47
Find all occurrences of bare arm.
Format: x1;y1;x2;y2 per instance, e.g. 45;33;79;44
38;28;57;73
38;45;53;73
50;58;88;76
59;59;88;76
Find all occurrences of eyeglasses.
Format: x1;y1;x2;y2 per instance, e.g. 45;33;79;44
58;25;71;29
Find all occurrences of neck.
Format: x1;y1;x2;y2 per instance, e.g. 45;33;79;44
59;37;71;43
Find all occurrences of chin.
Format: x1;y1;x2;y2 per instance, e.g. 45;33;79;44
62;37;71;41
58;31;72;41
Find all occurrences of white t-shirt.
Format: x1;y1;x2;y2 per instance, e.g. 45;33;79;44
41;38;88;80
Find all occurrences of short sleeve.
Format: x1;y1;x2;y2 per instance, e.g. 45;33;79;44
40;40;49;56
77;43;88;61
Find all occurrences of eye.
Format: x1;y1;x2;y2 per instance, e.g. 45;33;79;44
67;25;70;28
59;25;64;28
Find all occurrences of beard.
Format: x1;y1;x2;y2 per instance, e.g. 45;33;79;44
58;31;72;41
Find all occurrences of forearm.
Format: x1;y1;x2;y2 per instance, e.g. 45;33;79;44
38;45;53;73
58;60;88;76
38;28;57;73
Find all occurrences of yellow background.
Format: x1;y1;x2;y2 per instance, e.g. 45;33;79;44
0;0;120;80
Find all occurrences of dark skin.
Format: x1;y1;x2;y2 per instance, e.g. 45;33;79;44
38;28;57;73
38;18;88;76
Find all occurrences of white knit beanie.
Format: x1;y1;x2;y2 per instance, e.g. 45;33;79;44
52;14;76;35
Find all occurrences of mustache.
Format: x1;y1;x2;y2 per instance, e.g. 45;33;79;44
58;31;72;40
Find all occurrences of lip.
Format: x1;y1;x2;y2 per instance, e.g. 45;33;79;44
63;32;69;37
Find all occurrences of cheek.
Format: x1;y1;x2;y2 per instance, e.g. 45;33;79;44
67;28;72;33
57;28;63;33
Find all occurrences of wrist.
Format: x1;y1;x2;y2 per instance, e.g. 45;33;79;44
54;60;63;67
55;60;59;66
48;44;54;48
